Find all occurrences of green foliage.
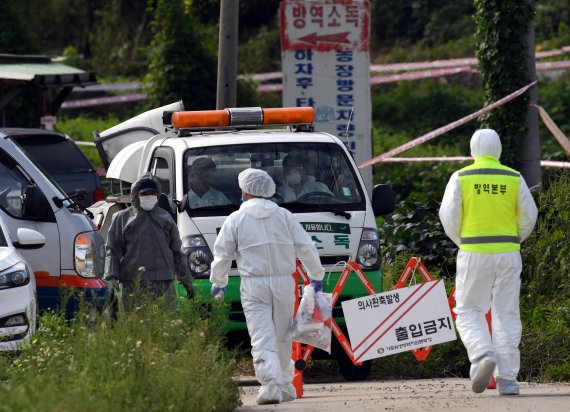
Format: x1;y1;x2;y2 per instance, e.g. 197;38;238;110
371;0;475;49
535;0;570;45
474;0;534;167
238;26;282;74
0;292;240;411
89;0;152;77
372;80;483;143
380;190;458;277
0;0;37;53
146;0;218;110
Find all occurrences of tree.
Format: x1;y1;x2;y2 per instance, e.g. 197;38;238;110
474;1;536;171
0;0;37;53
147;0;218;110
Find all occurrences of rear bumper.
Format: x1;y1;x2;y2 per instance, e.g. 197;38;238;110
36;274;107;315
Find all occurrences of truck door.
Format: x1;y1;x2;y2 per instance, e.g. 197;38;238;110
0;149;61;289
149;148;176;219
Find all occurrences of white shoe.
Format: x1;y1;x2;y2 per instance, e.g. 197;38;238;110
497;378;520;395
281;383;297;402
470;354;496;394
256;384;282;405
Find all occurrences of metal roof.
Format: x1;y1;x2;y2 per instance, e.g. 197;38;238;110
0;54;96;87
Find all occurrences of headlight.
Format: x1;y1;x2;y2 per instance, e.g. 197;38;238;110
182;235;213;276
357;228;380;270
0;265;31;289
74;231;104;278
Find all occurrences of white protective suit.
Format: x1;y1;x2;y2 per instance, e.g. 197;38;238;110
210;169;324;404
439;129;538;385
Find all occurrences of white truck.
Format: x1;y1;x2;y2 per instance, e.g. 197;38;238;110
89;102;394;380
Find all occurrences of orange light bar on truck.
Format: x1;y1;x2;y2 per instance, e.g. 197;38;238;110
170;107;314;129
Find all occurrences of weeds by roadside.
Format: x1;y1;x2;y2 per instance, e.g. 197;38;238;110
0;291;240;412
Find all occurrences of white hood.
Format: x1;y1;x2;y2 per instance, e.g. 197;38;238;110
470;129;502;159
239;198;279;219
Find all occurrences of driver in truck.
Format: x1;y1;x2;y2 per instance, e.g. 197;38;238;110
188;157;231;208
276;153;332;202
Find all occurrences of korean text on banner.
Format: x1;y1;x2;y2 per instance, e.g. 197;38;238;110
342;280;457;362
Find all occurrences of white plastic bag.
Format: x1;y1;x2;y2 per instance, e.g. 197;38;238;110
290;285;333;353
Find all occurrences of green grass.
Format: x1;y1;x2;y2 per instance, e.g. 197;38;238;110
0;291;240;411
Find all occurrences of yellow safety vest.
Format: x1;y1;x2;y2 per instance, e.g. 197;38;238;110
458;156;520;253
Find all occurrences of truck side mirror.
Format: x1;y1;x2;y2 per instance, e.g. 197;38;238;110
177;193;188;213
21;185;54;221
372;184;395;217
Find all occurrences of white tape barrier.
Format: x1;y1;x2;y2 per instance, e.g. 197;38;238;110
535;105;570;157
253;61;570;93
374;156;570;169
358;81;537;169
75;141;96;147
244;45;570;81
61;93;148;109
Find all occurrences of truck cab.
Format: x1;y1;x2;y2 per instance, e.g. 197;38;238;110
89;103;395;380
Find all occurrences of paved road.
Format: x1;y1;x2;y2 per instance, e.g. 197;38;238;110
236;377;570;411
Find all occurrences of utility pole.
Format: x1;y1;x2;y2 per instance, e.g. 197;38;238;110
519;13;542;188
216;0;239;110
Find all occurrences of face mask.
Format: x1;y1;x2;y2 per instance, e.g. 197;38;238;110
139;195;158;211
286;169;302;186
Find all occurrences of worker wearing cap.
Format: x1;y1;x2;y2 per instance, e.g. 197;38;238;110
104;172;194;311
439;129;537;395
188;157;231;208
210;168;324;405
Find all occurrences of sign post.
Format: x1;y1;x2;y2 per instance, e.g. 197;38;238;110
280;0;373;193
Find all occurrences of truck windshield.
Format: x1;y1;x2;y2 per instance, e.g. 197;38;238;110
183;142;365;216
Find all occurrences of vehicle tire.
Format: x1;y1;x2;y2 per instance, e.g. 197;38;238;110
336;352;372;381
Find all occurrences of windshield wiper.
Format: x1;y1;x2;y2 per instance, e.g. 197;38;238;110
281;201;351;220
52;193;94;219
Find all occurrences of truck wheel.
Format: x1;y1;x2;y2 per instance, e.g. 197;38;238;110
336;353;372;381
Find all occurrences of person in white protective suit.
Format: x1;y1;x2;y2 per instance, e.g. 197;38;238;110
210;168;325;405
439;129;538;395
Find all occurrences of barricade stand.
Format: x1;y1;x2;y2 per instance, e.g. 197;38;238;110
448;288;496;389
290;260;379;398
394;257;435;361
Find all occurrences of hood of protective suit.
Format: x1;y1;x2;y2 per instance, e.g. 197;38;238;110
130;172;161;208
239;198;279;219
470;129;502;159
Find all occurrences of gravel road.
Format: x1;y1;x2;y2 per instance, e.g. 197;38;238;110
235;377;570;411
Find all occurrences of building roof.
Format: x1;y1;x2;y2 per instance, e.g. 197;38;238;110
0;54;96;87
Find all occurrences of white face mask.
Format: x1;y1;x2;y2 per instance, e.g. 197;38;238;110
286;169;302;186
139;195;158;211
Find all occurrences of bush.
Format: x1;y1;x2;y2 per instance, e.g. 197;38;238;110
372;79;483;146
519;171;570;382
0;292;240;411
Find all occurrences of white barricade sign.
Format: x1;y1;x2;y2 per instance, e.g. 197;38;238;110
342;280;456;362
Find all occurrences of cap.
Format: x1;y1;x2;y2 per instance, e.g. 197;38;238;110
138;179;159;194
238;168;276;197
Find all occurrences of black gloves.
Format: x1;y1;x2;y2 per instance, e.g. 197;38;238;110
182;279;195;299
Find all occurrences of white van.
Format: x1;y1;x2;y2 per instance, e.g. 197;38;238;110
89;103;394;380
0;215;44;351
0;132;106;315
